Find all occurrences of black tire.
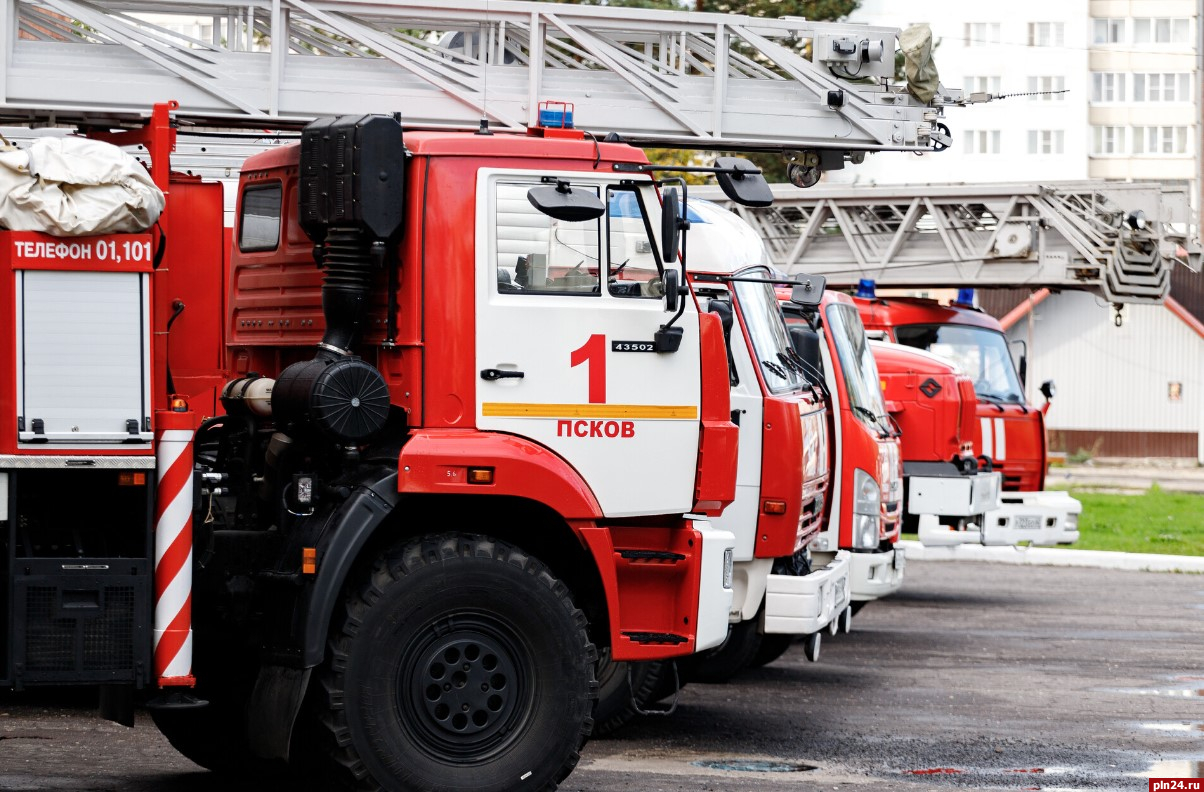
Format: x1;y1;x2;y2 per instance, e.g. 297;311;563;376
591;657;665;737
679;619;762;684
850;600;869;616
747;634;793;668
307;534;596;792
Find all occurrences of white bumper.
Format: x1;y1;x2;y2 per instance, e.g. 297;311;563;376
849;546;905;601
694;522;737;652
982;490;1081;546
908;471;1002;517
762;550;851;635
918;490;1081;547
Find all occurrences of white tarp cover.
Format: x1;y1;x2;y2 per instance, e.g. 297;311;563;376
900;24;940;105
0;137;165;236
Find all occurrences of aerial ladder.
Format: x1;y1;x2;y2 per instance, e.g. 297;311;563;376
1;0;962;160
695;181;1202;304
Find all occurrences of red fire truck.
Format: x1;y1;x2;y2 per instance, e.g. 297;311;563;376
0;104;777;791
671;200;847;682
781;291;906;610
857;294;1080;546
871;341;1003;545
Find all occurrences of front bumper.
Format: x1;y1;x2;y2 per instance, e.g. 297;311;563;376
918;490;1081;547
982;490;1081;546
908;471;1002;518
695;522;738;652
849;546;905;601
762;550;851;635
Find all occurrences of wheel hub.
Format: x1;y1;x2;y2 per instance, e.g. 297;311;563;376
413;633;518;741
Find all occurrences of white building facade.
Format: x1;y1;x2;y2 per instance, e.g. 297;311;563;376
1004;291;1204;461
834;0;1199;193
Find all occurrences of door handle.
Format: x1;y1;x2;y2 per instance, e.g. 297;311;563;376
480;368;525;381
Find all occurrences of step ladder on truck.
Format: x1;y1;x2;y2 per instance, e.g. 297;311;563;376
0;2;973;789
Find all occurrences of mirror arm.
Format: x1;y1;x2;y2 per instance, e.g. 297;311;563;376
613;162;763;177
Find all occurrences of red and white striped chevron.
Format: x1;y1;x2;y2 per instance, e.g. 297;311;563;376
154;413;196;687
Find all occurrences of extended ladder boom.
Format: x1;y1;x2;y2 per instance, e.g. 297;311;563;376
695;182;1202;304
3;0;953;159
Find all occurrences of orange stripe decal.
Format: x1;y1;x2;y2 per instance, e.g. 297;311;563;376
482;403;698;420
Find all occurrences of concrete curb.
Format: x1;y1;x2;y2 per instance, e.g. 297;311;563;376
898;540;1204;573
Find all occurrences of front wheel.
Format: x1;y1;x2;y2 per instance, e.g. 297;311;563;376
308;534;596;792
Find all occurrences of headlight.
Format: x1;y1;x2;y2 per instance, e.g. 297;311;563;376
852;514;879;549
1065;512;1080;531
722;548;734;589
877;441;902;503
853;468;880;515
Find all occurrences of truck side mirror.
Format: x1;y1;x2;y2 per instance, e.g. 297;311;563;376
661;187;681;264
789;326;823;381
1040;379;1056;401
527;180;605;222
1010;338;1028;387
713;157;773;208
663;268;681;314
790;273;826;307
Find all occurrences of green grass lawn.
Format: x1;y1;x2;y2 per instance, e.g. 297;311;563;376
901;485;1204;556
1063;485;1204;556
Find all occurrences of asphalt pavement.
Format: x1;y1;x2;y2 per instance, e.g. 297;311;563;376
0;559;1201;791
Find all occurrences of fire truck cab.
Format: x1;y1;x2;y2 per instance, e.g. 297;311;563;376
681;200;849;675
857;294;1080;546
871;340;1003;545
782;292;906;605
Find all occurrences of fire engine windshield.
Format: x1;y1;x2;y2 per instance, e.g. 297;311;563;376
894;324;1024;403
825;302;888;429
731;268;806;394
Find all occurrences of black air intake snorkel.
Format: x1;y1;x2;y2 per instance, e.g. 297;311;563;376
271;115;405;445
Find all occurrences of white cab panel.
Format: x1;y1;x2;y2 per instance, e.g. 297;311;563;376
476;170;703;518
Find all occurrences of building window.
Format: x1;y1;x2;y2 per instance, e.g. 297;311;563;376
1133;18;1191;44
964;22;1001;45
1092;18;1126;44
964;76;1001;95
1027;130;1065;155
963;129;1001;154
1091;126;1126;155
1028;22;1065;47
1091;72;1126;103
1133;73;1193;102
1027;76;1066;100
1132;126;1189;155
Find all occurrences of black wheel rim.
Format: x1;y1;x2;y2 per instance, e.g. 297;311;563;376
399;612;533;762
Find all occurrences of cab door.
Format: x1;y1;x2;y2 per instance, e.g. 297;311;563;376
475;170;701;518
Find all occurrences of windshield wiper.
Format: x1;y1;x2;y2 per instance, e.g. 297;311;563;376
851;405;890;438
785;349;829;398
777;352;806;376
761;359;790;379
976;393;1008;413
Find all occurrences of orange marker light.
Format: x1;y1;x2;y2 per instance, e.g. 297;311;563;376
762;500;788;515
467;467;494;485
118;472;147;486
170;397;189;412
302;547;317;575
